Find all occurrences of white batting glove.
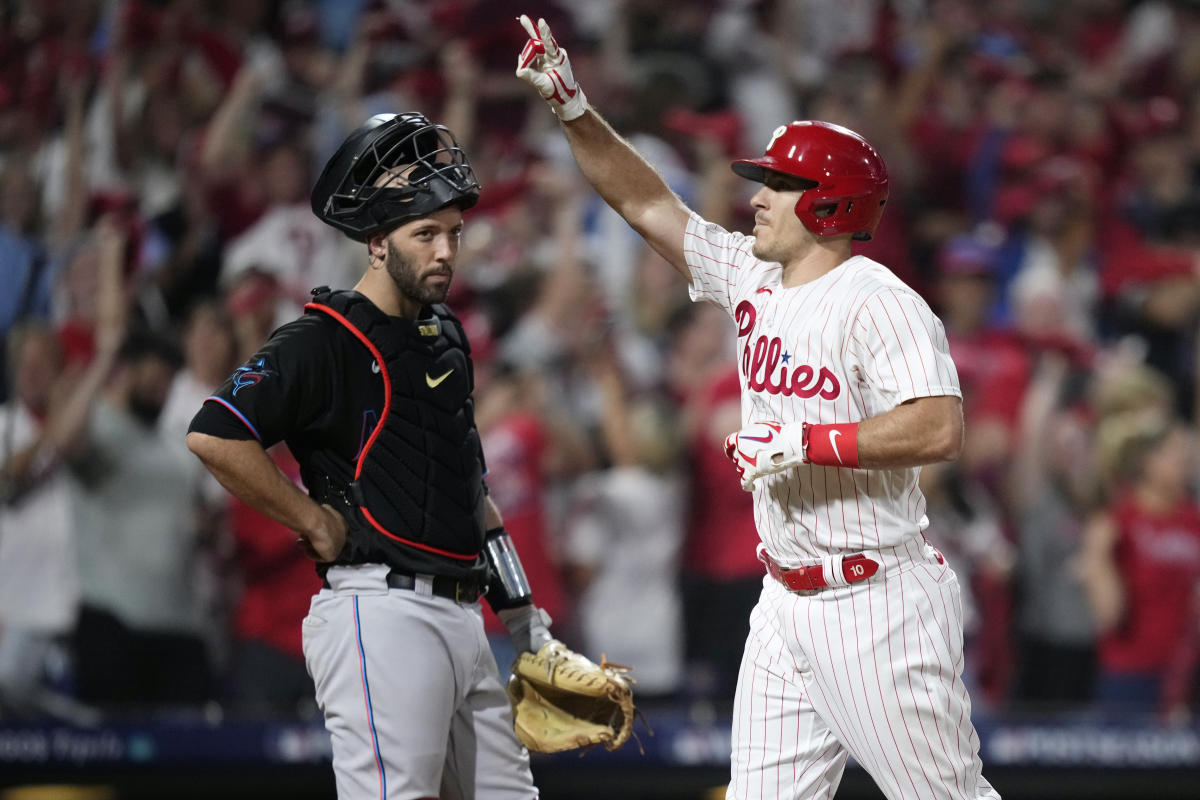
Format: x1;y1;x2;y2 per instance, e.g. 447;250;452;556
515;14;588;121
724;421;807;491
498;604;555;654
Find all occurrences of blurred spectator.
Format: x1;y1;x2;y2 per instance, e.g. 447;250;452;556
706;1;800;156
1081;410;1200;715
144;175;226;323
495;167;626;431
475;362;591;675
678;364;760;704
225;445;321;717
919;461;1015;708
1008;354;1102;711
219;139;361;324
67;320;211;712
1161;584;1200;724
160;299;239;436
0;323;79;718
225;270;286;363
0;163;56;404
1099;123;1200;417
158;298;240;694
1006;157;1102;346
563;352;685;698
0;214;135;719
937;231;1032;480
1091;354;1177;421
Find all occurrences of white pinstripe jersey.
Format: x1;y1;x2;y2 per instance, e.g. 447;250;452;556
683;211;962;563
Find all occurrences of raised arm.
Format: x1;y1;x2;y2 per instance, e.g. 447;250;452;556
515;15;692;277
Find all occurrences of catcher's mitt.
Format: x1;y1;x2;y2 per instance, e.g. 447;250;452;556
506;640;636;754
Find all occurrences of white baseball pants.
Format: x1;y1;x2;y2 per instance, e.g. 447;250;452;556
728;544;1000;800
303;564;537;800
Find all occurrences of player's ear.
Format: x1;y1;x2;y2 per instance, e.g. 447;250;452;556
367;232;388;265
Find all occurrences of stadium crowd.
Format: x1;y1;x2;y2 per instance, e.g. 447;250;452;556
3;0;1200;727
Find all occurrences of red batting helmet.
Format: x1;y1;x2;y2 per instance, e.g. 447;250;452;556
732;121;889;241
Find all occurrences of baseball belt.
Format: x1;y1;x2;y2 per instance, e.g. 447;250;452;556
322;570;485;602
759;548;880;593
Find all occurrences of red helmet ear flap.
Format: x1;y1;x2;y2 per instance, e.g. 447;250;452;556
794;172;890;241
732;121;889;240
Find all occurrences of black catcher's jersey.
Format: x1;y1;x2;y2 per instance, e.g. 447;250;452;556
189;291;489;581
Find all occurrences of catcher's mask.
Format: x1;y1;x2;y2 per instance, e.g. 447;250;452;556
732;120;889;241
311;112;480;242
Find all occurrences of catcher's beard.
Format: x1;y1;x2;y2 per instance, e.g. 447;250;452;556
385;239;452;307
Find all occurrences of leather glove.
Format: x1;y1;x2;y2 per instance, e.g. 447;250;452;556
515;14;588;121
507;641;636;753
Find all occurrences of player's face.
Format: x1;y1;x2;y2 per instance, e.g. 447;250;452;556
384;206;464;307
14;329;62;415
126;355;176;427
749;172;815;263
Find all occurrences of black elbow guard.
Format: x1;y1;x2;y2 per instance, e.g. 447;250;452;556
484;526;533;611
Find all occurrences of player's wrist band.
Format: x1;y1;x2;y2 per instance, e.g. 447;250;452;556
803;422;860;468
484;526;534;610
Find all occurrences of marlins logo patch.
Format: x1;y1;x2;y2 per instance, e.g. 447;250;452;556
231;358;275;396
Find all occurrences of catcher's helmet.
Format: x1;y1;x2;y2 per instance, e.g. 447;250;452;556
311;112;480;242
732;121;889;241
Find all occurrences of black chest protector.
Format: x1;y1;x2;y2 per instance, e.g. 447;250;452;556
304;288;487;563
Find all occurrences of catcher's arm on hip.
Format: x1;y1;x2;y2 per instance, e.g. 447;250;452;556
513;13;691;278
186;433;347;561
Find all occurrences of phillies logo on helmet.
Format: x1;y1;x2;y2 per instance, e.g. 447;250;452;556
735;300;842;399
766;124;790;151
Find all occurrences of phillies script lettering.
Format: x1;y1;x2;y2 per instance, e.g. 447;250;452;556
735;300;842;399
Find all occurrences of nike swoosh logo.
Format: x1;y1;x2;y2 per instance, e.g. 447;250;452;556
426;369;454;388
741;432;775;444
829;430;843;464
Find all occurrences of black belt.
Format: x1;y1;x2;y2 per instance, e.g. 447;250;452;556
322;570;486;603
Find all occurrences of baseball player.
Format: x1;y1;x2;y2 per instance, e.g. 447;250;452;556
187;113;546;800
515;15;1000;800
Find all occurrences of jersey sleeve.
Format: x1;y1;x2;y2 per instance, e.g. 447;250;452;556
683;210;759;315
188;316;336;447
850;287;962;407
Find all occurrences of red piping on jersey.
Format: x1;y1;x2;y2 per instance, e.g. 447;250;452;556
305;302;479;561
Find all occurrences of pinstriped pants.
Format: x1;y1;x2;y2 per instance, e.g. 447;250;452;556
728;544;1000;800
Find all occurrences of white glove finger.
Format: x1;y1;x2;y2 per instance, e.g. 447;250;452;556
519;13;540;42
518;37;543;70
743;459;770;490
537;18;560;61
516;66;554;98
